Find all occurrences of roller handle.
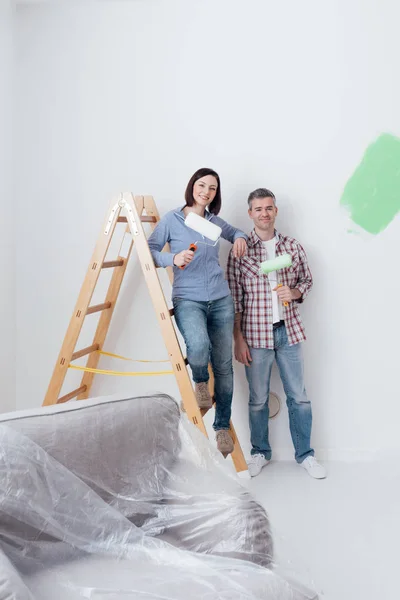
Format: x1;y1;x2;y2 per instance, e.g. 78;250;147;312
178;243;197;269
277;283;289;307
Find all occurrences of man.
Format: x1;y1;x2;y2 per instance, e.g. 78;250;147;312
227;188;326;479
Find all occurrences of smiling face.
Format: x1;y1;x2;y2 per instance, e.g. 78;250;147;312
248;196;278;236
192;175;218;210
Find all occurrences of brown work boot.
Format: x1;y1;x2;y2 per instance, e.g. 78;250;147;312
216;430;234;458
194;382;213;409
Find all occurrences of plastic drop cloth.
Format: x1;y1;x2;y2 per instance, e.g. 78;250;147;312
0;393;318;600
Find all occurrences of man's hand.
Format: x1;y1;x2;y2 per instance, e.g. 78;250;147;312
273;285;293;304
273;285;302;304
232;238;247;258
173;250;194;267
234;336;252;366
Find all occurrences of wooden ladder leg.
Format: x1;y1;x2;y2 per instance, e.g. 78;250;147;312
42;196;123;406
123;193;207;437
143;194;247;472
208;366;248;473
228;421;248;473
76;225;136;400
77;197;150;398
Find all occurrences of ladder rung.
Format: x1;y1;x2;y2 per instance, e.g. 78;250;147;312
71;344;99;361
102;260;124;269
86;302;111;315
182;402;214;417
117;216;156;223
57;385;87;404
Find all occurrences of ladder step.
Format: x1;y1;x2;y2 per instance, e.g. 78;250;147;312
182;403;212;417
117;216;157;224
71;344;99;361
58;385;87;404
102;260;124;269
86;302;111;315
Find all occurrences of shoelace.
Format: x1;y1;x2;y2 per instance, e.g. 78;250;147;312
249;454;266;464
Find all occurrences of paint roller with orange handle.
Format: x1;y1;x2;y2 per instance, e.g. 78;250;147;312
179;212;222;269
259;253;292;307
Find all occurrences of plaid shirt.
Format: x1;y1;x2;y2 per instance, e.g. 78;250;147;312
226;230;313;348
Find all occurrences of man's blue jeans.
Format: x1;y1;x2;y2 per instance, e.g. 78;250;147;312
173;295;234;431
245;324;314;463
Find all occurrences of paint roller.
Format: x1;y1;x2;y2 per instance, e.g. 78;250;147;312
259;253;292;307
179;212;222;269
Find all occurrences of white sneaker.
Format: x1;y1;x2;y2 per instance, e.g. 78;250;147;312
300;456;326;479
248;453;270;477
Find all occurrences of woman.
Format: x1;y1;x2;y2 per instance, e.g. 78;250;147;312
148;167;247;456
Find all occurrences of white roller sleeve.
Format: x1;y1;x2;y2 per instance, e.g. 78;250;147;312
184;212;222;242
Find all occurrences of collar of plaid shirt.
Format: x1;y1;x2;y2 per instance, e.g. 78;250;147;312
227;228;312;348
247;228;282;248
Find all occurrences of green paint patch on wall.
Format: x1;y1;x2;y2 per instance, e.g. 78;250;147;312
340;133;400;234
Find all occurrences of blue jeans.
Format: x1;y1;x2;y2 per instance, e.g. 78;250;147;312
173;295;234;430
245;325;314;463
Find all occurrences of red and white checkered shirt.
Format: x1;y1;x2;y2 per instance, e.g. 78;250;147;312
226;230;313;348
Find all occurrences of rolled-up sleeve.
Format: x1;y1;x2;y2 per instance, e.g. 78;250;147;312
147;217;175;268
295;243;313;303
227;250;244;313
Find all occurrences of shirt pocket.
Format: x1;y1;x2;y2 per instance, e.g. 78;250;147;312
240;257;263;292
240;257;261;278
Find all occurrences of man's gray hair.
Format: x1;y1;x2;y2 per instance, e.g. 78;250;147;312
247;188;276;207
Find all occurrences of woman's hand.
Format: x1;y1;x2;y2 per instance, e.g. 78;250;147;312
232;238;247;258
173;250;195;267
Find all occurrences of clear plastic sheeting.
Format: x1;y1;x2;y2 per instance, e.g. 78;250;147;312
0;393;318;599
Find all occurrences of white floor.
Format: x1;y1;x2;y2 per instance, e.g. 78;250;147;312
245;459;399;600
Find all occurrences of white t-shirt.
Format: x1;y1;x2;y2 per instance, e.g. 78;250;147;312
262;238;282;324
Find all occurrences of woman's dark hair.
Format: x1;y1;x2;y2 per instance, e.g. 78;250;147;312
184;167;221;215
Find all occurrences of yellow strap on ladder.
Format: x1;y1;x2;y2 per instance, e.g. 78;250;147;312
69;365;173;376
97;350;170;363
69;349;173;376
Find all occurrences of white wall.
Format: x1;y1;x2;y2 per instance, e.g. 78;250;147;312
0;0;16;413
15;0;400;460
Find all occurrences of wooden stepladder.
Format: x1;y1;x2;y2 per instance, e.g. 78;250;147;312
43;192;247;473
